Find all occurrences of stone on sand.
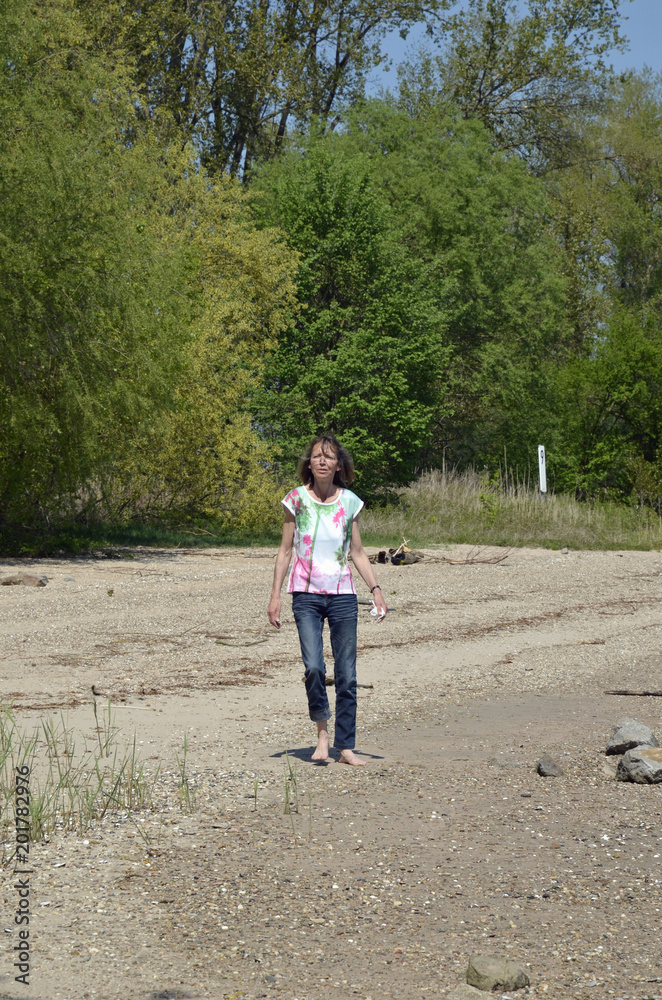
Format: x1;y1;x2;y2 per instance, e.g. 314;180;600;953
466;954;530;991
447;986;484;999
606;718;658;755
1;572;47;587
536;755;564;777
616;746;662;784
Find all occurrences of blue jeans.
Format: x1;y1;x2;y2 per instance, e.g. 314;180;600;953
291;593;359;750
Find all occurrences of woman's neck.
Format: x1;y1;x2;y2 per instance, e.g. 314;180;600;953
309;478;339;503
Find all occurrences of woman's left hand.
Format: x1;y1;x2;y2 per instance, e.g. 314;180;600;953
350;521;388;621
372;588;388;621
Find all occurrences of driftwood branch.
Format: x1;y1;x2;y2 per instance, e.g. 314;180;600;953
439;546;511;566
605;689;662;697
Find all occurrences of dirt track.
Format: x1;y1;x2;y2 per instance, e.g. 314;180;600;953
1;544;661;1000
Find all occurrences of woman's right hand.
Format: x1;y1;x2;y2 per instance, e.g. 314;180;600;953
268;596;282;629
269;513;294;630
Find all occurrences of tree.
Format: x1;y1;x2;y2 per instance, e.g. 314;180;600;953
601;72;662;316
397;0;629;170
77;0;454;177
542;72;662;497
337;102;570;472
252;103;570;490
115;178;299;530
547;310;662;497
251;127;449;496
0;0;299;537
0;0;197;531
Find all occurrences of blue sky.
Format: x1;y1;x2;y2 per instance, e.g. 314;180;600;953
368;0;662;96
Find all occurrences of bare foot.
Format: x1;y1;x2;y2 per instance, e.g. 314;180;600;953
338;749;366;767
312;726;330;761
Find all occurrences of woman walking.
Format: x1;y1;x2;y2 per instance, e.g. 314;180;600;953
268;435;387;766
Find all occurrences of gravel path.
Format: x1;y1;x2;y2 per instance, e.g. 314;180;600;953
1;544;661;1000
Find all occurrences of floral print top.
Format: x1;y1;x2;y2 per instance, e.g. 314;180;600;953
282;487;364;594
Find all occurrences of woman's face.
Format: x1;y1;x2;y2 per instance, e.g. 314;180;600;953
310;444;340;480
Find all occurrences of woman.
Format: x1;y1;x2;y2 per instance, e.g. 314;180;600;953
268;435;388;766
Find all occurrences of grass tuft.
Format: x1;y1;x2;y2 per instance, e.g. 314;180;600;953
175;734;195;814
0;704;179;859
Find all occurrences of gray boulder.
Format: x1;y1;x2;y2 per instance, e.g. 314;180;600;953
616;746;662;784
536;755;564;777
466;954;530;992
447;987;485;1000
606;718;658;756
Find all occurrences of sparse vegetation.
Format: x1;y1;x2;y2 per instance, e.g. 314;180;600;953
0;704;193;860
361;469;662;552
283;752;300;842
176;735;196;814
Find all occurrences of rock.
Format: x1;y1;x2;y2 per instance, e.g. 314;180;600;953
447;986;485;1000
561;546;569;554
1;572;47;587
606;718;659;755
616;746;662;784
466;954;530;992
536;755;564;777
601;759;618;778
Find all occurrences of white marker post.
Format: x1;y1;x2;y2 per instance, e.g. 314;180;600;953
538;445;547;495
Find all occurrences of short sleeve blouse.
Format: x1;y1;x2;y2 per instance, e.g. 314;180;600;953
282;486;364;594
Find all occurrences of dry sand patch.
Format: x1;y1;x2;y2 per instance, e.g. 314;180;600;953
1;545;661;1000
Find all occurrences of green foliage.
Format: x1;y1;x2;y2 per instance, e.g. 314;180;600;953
548;310;662;497
397;0;629;170
253;102;569;492
2;0;661;538
541;71;662;499
251;122;450;496
110;177;298;529
77;0;455;176
0;0;299;542
346;102;570;468
601;72;662;315
0;0;196;531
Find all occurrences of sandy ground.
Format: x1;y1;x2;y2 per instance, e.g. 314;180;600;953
1;543;661;1000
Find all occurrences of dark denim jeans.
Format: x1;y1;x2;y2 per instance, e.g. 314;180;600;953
291;592;358;750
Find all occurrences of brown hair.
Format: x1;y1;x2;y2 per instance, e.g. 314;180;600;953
297;434;355;487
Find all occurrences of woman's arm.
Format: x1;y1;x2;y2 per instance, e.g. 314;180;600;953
268;512;296;629
350;521;388;619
